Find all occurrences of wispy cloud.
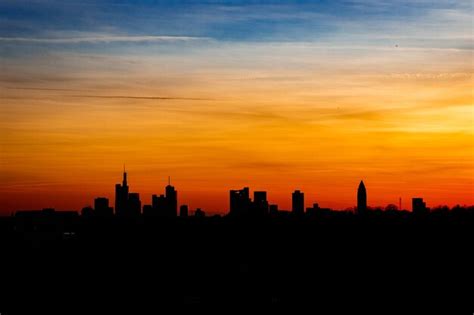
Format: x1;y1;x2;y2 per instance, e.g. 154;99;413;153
0;35;209;44
4;86;90;92
67;95;212;101
1;87;213;101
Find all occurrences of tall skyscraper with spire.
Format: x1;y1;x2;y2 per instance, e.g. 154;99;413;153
357;180;367;214
165;177;178;217
115;170;129;216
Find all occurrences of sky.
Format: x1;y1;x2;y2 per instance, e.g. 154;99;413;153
0;0;473;214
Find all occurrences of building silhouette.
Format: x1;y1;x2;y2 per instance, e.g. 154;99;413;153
292;190;304;216
194;208;205;217
94;197;113;216
151;194;167;216
114;170;143;216
357;180;367;214
230;187;251;216
39;169;469;223
229;187;271;217
128;193;141;216
165;182;178;217
306;203;320;216
81;206;94;217
143;180;178;217
115;170;129;216
253;191;269;216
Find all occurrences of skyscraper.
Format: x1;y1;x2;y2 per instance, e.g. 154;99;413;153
151;194;167;216
253;191;269;216
165;183;178;217
147;180;178;217
357;180;367;214
292;190;304;216
229;187;251;216
115;171;129;216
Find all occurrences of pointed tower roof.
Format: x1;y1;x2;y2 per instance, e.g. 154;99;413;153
122;165;127;186
358;180;366;195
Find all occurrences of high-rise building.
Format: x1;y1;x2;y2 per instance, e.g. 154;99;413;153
292;190;304;216
357;180;367;214
147;179;178;217
253;191;269;216
115;171;129;216
152;194;167;213
230;187;251;216
128;193;141;216
165;184;178;217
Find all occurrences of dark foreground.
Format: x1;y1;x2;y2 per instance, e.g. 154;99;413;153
1;211;473;314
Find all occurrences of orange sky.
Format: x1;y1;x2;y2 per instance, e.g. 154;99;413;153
1;44;472;214
1;2;473;214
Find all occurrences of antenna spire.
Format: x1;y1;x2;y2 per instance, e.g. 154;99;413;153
122;164;127;186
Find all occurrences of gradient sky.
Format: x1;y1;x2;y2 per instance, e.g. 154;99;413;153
1;0;473;214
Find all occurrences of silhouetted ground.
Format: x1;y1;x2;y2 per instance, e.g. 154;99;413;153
1;211;473;314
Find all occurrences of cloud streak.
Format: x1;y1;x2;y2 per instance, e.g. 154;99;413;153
67;95;213;101
0;35;209;44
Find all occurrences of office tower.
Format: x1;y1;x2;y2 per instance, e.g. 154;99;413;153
292;190;304;216
165;183;178;217
253;191;269;216
149;179;179;218
357;180;367;214
180;205;189;217
115;170;129;216
152;194;167;216
229;187;251;215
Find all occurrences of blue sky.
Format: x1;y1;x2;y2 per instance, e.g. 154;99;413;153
1;0;471;45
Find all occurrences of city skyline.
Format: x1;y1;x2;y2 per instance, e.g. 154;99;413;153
9;169;468;216
1;1;473;214
1;2;472;312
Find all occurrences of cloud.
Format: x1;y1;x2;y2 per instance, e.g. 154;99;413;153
67;95;212;101
4;86;89;92
0;35;209;44
1;87;213;101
